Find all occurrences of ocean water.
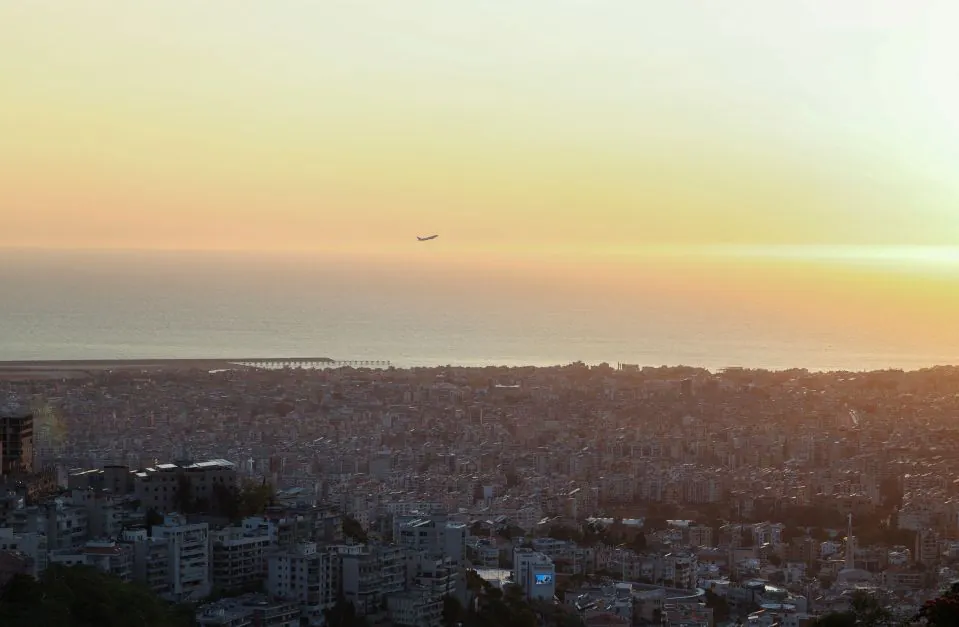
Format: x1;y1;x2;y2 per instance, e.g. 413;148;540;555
0;249;955;372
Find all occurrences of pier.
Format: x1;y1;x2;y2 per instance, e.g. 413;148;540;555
234;359;392;369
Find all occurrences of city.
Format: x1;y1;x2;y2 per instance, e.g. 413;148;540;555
2;362;959;625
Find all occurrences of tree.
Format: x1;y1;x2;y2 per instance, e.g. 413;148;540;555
237;479;275;518
627;533;647;552
813;590;889;627
546;525;583;544
442;594;465;627
704;589;730;623
464;581;560;627
914;582;959;626
813;612;856;627
144;508;164;534
0;564;192;627
848;589;890;626
209;479;276;522
323;598;369;627
504;470;522;489
342;516;369;544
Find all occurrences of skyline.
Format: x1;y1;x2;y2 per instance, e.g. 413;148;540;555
3;1;959;255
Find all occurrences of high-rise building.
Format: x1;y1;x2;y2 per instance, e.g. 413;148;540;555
152;514;211;602
0;413;33;475
268;543;340;626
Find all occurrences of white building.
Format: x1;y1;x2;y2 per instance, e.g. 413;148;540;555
512;548;555;601
152;513;211;602
268;542;339;627
121;528;171;596
396;515;467;566
340;543;406;616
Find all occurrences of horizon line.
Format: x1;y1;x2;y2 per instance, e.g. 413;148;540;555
4;243;959;262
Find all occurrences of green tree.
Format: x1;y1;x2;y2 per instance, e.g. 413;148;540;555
0;564;192;627
813;590;889;627
442;594;465;627
546;525;583;544
848;589;890;626
237;479;275;518
144;508;164;534
208;479;276;522
628;533;647;552
812;611;856;627
704;589;730;623
914;582;959;626
342;516;369;543
465;582;555;627
323;598;369;627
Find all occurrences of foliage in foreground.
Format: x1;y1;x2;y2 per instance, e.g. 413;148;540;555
812;590;890;627
0;564;193;627
914;581;959;626
813;585;959;627
444;574;584;627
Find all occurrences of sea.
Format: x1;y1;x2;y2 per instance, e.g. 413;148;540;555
1;248;956;373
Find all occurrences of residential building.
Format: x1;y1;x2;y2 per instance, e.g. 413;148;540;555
267;542;339;627
152;513;211;602
211;522;271;593
513;547;555;601
0;412;33;475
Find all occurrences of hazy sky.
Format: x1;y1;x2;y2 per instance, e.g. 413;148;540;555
3;0;959;257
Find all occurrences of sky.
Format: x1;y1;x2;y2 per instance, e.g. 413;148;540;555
3;1;959;365
3;0;959;257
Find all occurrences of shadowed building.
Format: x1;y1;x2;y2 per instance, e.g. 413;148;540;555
0;413;33;476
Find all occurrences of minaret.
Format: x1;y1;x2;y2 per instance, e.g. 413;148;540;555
845;513;855;570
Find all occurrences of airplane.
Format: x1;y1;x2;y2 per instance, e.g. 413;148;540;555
417;234;439;241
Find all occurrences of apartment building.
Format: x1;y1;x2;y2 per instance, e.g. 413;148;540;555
196;595;300;627
395;514;467;565
0;526;46;577
211;523;272;593
152;513;211;602
48;539;133;582
512;547;556;601
135;459;236;514
267;542;339;627
41;501;89;550
387;591;443;627
0;412;33;476
121;528;171;596
340;543;406;616
409;554;457;599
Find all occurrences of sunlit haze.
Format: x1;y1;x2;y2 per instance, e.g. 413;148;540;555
3;1;959;368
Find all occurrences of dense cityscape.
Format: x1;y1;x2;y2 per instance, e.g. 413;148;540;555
3;362;959;626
